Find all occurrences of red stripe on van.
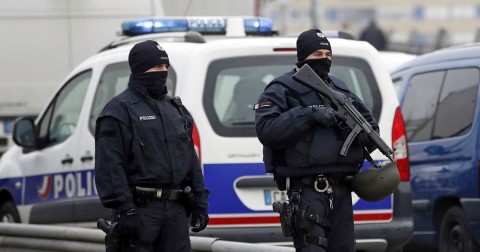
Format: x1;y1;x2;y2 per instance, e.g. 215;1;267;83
354;212;393;222
209;216;279;225
208;212;392;226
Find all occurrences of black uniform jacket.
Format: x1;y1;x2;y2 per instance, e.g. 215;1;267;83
95;78;209;212
255;69;379;177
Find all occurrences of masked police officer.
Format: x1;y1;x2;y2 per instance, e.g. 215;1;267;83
95;40;209;252
255;29;379;252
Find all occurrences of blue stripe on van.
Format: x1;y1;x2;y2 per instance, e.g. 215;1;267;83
203;162;392;215
2;161;392;216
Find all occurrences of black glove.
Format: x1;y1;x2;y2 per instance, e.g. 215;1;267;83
356;132;377;153
118;208;141;237
190;207;209;232
311;107;346;127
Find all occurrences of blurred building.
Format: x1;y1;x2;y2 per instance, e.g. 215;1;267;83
1;0;478;120
261;0;480;54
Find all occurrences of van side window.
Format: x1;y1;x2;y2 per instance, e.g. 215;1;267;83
402;68;480;142
88;62;177;134
402;71;445;142
432;68;479;139
37;70;92;147
89;63;130;134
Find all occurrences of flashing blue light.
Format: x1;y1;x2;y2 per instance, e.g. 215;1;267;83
244;17;273;34
121;17;274;36
122;18;188;35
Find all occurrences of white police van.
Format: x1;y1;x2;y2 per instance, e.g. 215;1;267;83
0;17;412;251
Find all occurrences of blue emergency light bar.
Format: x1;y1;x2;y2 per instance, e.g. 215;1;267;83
121;17;274;36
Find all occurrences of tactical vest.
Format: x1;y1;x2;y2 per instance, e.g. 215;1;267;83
263;73;364;177
98;89;194;187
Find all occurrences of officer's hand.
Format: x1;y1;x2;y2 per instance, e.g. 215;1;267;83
356;132;370;146
118;208;141;237
356;132;377;153
335;111;347;122
311;107;345;127
190;207;209;232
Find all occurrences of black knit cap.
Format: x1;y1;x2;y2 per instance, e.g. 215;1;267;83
296;29;332;62
128;40;169;74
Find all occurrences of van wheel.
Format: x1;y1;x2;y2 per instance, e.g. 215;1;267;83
0;201;20;223
439;206;472;252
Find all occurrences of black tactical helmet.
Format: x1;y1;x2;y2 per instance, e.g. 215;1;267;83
352;161;400;202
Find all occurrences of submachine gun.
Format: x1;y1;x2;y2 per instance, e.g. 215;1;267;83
97;218;121;252
292;64;400;202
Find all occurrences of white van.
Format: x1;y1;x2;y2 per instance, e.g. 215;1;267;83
0;17;412;251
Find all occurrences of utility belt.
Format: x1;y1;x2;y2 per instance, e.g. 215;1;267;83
132;186;193;207
288;174;354;192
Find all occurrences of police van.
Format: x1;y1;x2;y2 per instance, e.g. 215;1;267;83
0;17;412;251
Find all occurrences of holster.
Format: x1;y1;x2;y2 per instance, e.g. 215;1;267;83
97;219;122;252
273;201;295;237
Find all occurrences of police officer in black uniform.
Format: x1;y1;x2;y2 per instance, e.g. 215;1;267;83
95;40;209;252
255;29;378;252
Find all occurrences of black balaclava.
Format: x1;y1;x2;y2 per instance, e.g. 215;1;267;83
297;58;332;80
296;29;332;80
128;40;169;99
131;71;168;99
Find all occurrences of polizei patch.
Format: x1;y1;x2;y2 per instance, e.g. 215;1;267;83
139;115;156;121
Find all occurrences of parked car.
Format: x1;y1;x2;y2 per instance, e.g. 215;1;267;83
0;16;412;251
391;43;480;252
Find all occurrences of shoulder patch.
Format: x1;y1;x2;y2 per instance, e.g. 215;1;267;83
254;99;273;110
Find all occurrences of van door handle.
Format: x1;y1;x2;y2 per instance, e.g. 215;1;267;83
235;176;276;188
61;156;74;164
81;155;94;162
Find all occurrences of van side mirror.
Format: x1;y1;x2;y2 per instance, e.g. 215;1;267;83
13;117;36;149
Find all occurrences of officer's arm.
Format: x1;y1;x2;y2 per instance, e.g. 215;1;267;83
255;84;315;149
94;117;135;211
188;148;209;209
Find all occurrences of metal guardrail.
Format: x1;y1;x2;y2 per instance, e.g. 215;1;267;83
0;223;294;252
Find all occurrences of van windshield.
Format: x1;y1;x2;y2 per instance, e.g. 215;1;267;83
204;55;381;137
